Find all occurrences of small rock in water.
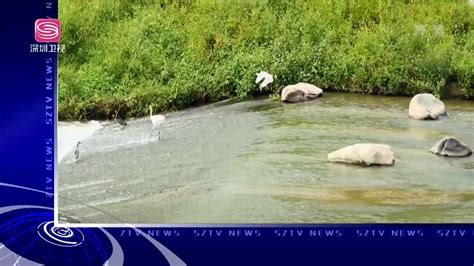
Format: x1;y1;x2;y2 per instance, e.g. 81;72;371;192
408;93;447;120
327;143;395;166
430;136;472;157
463;162;474;169
58;213;81;223
281;83;323;103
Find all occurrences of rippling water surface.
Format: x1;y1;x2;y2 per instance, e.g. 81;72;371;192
58;93;474;223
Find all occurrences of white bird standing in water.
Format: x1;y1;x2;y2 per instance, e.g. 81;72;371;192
74;141;82;162
255;71;274;90
149;105;165;138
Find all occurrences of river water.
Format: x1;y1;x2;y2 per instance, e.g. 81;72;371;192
58;93;474;223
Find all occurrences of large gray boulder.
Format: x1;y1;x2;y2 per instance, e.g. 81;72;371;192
409;93;447;120
430;136;472;157
281;83;323;103
327;143;395;166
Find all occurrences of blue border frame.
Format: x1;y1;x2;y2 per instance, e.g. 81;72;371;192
1;1;474;265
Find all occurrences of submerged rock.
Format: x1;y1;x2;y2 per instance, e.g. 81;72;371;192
327;143;395;166
408;93;447;120
430;136;472;157
281;83;323;103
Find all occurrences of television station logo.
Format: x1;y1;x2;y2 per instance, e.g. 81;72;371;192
30;18;65;53
35;18;61;42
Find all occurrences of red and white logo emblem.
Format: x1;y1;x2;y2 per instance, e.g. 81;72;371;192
35;19;61;43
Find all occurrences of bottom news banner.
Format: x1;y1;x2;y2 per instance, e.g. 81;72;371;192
1;0;474;265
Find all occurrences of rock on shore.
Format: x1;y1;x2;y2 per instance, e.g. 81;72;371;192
430;136;472;157
327;143;395;166
409;93;447;120
281;83;323;103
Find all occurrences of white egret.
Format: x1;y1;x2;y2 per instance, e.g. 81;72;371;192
149;105;165;138
255;71;274;90
74;141;82;162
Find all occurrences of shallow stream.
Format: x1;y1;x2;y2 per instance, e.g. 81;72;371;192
58;93;474;223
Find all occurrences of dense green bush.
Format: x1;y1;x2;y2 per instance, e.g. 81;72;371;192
59;0;474;120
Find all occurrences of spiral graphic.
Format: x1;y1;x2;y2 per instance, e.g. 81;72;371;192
0;182;186;265
37;221;84;247
35;21;60;40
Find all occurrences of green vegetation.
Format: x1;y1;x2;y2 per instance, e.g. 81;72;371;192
59;0;474;120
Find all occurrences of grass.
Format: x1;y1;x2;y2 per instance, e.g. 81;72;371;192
58;0;474;120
